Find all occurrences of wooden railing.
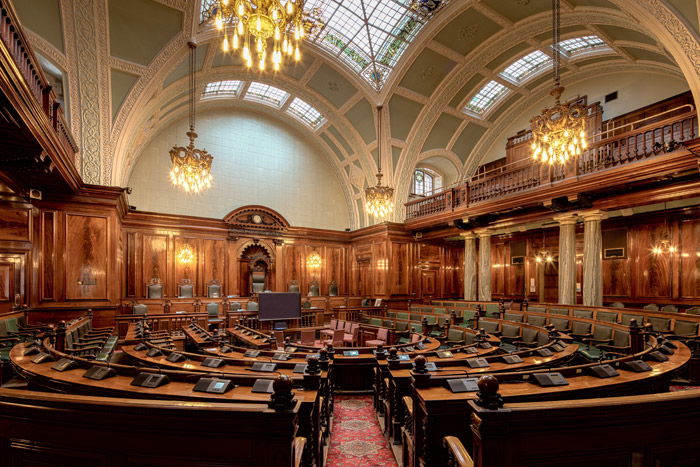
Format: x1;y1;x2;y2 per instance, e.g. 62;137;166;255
405;110;697;221
0;1;78;158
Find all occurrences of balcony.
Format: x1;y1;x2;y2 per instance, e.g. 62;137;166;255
405;107;698;228
0;0;80;192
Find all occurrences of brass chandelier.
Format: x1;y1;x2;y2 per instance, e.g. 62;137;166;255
213;0;305;71
365;105;394;221
169;42;213;194
530;0;587;166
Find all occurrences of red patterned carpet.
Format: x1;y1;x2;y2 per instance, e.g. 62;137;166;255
325;396;398;467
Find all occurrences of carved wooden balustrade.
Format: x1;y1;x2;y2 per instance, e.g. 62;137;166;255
0;0;78;159
405;110;698;222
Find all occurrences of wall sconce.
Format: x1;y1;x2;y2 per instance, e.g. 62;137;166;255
307;251;322;269
377;259;388;270
177;244;195;264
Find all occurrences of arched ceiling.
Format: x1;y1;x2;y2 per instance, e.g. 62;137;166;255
13;0;700;226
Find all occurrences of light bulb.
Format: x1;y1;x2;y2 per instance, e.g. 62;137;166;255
294;45;300;61
222;36;229;52
237;19;244;35
233;33;239;49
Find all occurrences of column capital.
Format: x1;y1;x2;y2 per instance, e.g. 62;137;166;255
553;213;579;226
580;210;607;222
459;231;477;240
474;228;492;238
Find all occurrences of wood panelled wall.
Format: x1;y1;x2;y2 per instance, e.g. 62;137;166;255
488;208;700;305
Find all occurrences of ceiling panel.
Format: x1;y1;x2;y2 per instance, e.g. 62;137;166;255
433;8;503;56
421;112;462;152
307;64;358;108
389;94;424;141
344;98;375;144
595;25;657;46
482;0;551;23
111;68;139;120
399;48;457;97
452;123;488;163
14;0;64;52
163;44;208;88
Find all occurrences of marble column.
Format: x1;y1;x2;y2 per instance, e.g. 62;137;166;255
477;229;492;301
461;232;477;300
556;214;578;305
582;210;605;306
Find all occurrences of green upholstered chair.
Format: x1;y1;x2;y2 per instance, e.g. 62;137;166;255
445;328;464;346
643;304;659;311
571;321;592;341
504;312;523;322
133;304;148;315
395;321;409;332
462;310;476;327
621;313;643;326
686;307;700;315
661;304;678;313
177;281;194;298
484;303;500;318
599;330;631;356
207;303;222;324
573;309;593;319
383;319;395;328
549;307;569;316
583;325;613;346
674;320;699;338
287;281;300;294
550;317;571;333
246;301;259;312
308;281;320;297
500;323;521;343
464;332;475;345
596;311;618;323
328;281;339;296
536;331;549;346
432;307;446;314
480;320;500;335
147;283;163;299
528;306;546;313
513;327;539;348
369;318;382;327
397;312;409;321
207;281;222;298
526;315;546;327
229;301;242;311
609;302;625;308
648;316;671;333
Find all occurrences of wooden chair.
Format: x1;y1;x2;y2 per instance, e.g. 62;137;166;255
366;327;388;346
300;329;316;346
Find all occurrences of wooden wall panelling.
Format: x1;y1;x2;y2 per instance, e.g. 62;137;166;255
0;206;29;241
141;234;168;298
491;242;506;296
680;218;700;298
632;221;671;299
64;214;108;300
324;245;345;295
602;227;630;298
201;239;226;297
40;211;55;301
390;242;410;296
173;237;199;296
0;255;24;313
372;242;388;297
0;262;12;302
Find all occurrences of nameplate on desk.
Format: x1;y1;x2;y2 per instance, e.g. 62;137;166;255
244;350;261;358
305;353;320;360
447;378;480;393
83;365;116;380
437;351;453;359
272;353;290;361
293;363;308;374
398;354;411;361
462;347;478;354
416;342;425;350
252;379;275;393
285;346;298;353
466;358;489;368
250;362;277;372
589;364;619;378
131;372;170;388
165;353;186;362
536;348;553;357
532;372;569;387
622;359;652;372
502;354;523;364
414;362;438;372
31;352;53;364
52;358;79;372
201;358;226;368
551;343;566;352
343;350;360;357
194;377;233;394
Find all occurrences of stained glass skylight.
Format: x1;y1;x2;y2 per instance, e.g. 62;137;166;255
464;81;510;116
557;35;608;56
202;80;244;98
200;0;445;91
500;50;552;84
287;97;326;129
244;82;290;107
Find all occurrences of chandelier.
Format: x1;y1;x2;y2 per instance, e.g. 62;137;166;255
169;42;213;193
530;0;587;166
213;0;305;71
365;105;394;220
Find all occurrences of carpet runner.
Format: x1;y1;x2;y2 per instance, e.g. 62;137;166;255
325;395;398;467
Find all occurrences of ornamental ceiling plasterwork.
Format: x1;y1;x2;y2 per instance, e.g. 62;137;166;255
13;0;700;226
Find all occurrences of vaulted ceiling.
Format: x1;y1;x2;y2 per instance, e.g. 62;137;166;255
13;0;700;228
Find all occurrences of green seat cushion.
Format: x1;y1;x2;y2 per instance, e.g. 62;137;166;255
571;321;591;335
481;321;499;334
648;317;671;332
397;312;409;320
504;312;523;322
621;314;643;326
550;318;570;332
612;330;630;348
549;308;569;316
369;318;382;326
447;328;463;341
596;311;618;323
592;325;613;341
520;327;538;343
528;306;546;313
674;320;698;337
502;324;520;338
526;315;546;327
573;309;593;319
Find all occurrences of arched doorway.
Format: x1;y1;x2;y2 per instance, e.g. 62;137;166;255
239;244;273;296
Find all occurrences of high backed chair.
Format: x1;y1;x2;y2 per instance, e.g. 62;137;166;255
300;329;316;346
328;281;339;297
251;271;265;294
207;280;222;298
609;302;625;308
146;280;163;299
133;303;148;315
207;303;222;326
274;331;285;350
361;298;371;307
325;329;344;348
247;301;259;312
321;319;338;338
661;304;678;313
178;279;194;298
344;323;360;346
366;327;389;346
687;307;700;315
288;280;300;294
643;304;659;311
308;281;320;297
598;329;631;356
513;327;539;348
229;301;242;311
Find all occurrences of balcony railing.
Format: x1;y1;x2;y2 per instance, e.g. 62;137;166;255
405;110;698;221
0;1;78;159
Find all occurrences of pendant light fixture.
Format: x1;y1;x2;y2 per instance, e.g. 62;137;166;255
530;0;587;166
364;105;394;221
168;41;214;194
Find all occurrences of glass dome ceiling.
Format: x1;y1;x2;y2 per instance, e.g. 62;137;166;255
200;0;445;91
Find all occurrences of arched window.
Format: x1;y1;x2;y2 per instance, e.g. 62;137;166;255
413;169;435;196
